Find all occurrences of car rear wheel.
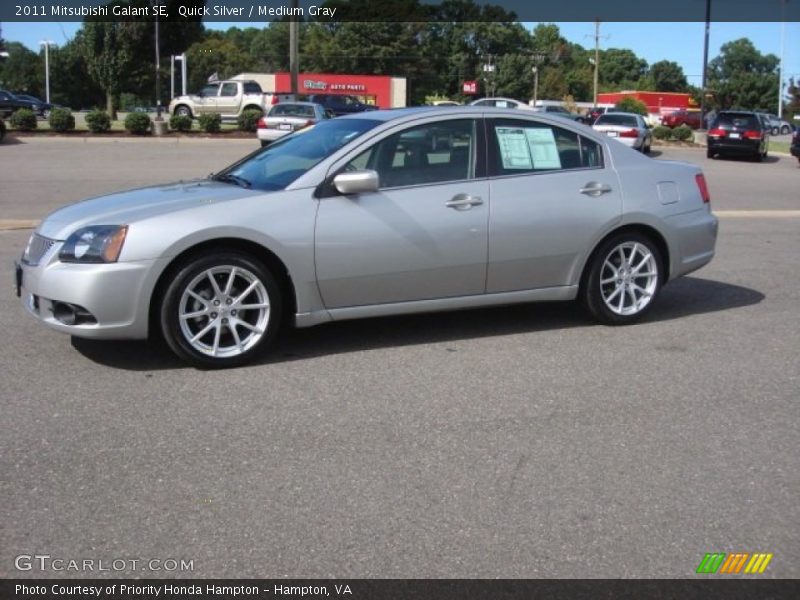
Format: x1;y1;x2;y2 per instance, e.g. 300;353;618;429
160;251;282;368
582;233;663;325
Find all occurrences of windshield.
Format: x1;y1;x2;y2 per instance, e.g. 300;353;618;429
214;118;381;192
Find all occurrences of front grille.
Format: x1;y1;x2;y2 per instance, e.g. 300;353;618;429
22;233;56;266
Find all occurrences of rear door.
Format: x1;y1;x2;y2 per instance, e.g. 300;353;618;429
485;117;622;292
216;82;241;118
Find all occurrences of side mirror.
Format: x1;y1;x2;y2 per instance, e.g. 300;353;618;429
333;170;379;195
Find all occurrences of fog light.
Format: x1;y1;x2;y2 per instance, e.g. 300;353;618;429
51;301;97;326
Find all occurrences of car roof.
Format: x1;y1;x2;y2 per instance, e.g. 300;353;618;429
272;101;320;108
335;106;596;128
596;111;641;118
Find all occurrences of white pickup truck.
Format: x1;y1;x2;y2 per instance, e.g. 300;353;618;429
169;80;292;120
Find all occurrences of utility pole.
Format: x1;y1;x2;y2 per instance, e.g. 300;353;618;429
593;21;600;107
778;0;786;118
531;52;545;107
154;0;162;120
700;0;711;129
289;0;299;96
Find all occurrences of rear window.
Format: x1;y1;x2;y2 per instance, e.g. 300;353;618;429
269;104;315;118
596;114;639;127
714;113;759;129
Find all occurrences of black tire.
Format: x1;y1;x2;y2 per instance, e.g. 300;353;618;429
581;232;663;325
160;250;283;368
174;105;192;118
706;148;714;159
781;125;790;135
0;120;5;143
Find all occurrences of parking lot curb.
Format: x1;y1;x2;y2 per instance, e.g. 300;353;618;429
6;135;257;145
0;219;39;231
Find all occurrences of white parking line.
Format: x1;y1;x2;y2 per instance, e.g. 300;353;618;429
714;210;800;218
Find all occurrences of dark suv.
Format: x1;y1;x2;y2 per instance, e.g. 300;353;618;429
307;94;378;116
0;89;29;118
707;110;769;161
791;127;800;164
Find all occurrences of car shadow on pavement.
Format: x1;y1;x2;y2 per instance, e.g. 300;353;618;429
71;276;764;371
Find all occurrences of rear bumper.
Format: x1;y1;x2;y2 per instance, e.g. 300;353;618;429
256;128;291;143
707;138;762;155
666;209;719;280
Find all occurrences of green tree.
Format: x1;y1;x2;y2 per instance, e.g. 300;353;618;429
49;35;104;109
0;42;42;97
185;36;255;93
600;48;648;89
81;20;143;118
614;97;648;115
708;38;779;111
649;60;688;92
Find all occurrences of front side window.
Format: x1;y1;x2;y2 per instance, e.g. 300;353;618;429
488;119;603;175
343;119;477;189
200;84;219;97
214;118;380;192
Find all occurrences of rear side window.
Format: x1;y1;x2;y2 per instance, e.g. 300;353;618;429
488;119;603;175
243;82;262;94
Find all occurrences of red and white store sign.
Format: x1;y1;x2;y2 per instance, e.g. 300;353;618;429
462;80;478;95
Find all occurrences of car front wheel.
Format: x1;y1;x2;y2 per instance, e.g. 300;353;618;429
582;234;663;325
174;105;192;118
160;251;282;368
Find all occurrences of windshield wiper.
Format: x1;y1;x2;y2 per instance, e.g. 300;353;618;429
214;173;252;189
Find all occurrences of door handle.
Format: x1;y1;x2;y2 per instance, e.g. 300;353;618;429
579;182;613;197
446;194;483;210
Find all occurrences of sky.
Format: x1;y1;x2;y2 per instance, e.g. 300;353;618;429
3;20;799;89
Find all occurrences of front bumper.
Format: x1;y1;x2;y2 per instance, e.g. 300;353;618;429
18;243;162;340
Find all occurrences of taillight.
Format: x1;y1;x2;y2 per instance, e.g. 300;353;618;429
256;118;266;129
619;129;639;138
301;119;315;128
743;130;761;140
708;128;727;137
695;173;710;205
270;95;279;105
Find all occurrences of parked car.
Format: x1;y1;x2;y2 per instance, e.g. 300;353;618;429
790;128;800;164
0;117;5;142
532;103;588;124
256;102;329;146
469;97;534;110
0;89;30;118
592;112;653;153
306;94;378;116
16;107;717;368
586;106;610;124
707;110;769;161
12;93;57;119
765;114;792;136
169;80;293;120
660;110;702;129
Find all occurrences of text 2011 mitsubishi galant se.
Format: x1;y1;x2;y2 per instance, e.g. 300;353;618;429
16;107;718;368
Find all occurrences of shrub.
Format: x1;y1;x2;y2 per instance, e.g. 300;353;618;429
85;109;111;133
10;108;37;131
169;114;193;132
198;113;222;133
124;112;151;135
672;124;693;142
237;109;262;132
652;125;672;140
48;108;75;132
614;97;649;116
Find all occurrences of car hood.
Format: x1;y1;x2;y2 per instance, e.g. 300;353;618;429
38;180;258;240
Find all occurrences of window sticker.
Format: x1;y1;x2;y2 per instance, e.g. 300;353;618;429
495;127;533;169
525;128;562;170
495;126;562;170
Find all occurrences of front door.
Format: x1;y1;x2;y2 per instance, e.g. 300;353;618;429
315;118;489;308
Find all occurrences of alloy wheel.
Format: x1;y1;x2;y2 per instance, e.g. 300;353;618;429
599;242;658;316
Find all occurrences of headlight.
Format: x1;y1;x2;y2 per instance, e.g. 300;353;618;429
59;225;128;263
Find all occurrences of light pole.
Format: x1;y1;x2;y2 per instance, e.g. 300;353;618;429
39;40;54;104
173;53;187;96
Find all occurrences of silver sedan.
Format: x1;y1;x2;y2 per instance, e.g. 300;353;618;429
17;107;718;368
256;101;329;146
593;112;653;153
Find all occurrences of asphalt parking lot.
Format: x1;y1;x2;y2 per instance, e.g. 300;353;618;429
1;138;798;579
